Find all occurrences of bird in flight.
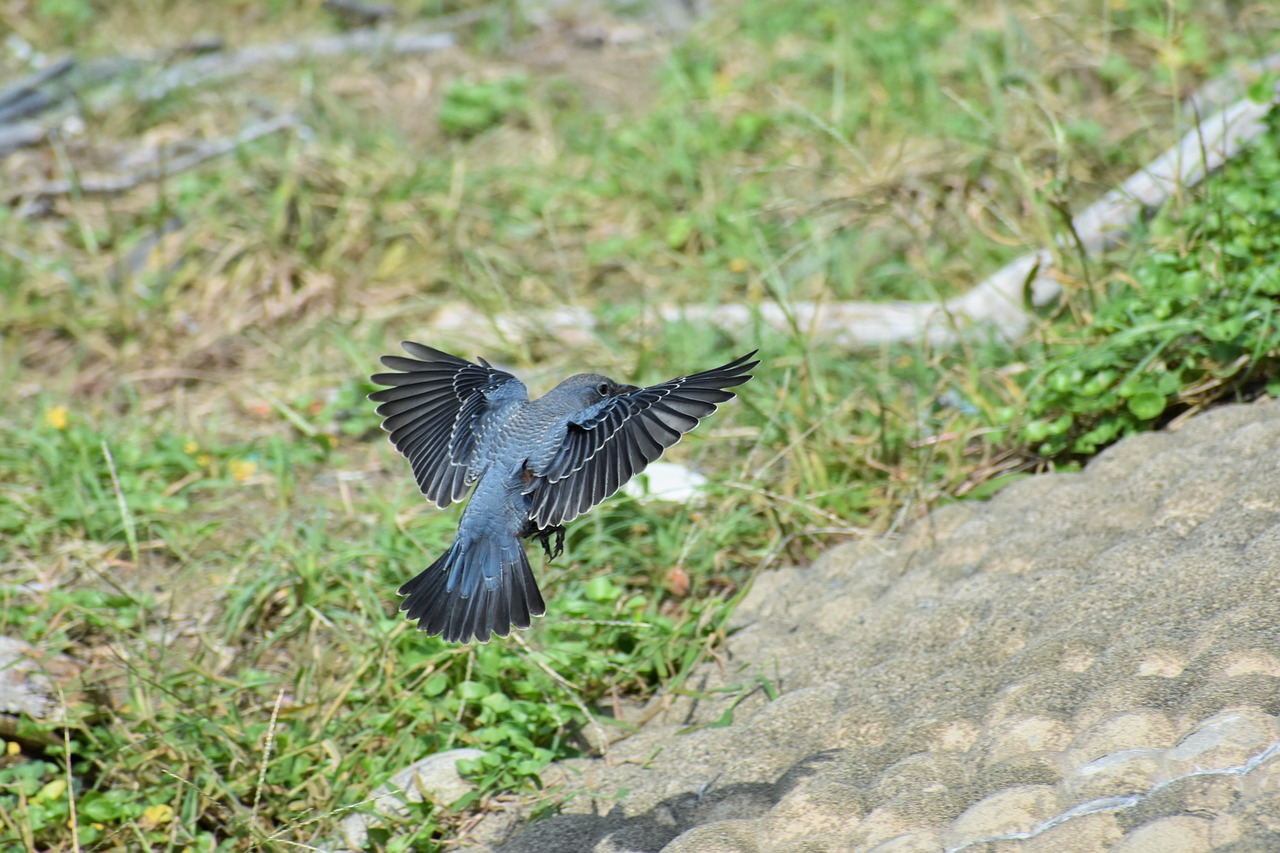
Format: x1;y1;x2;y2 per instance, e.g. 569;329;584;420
369;343;758;643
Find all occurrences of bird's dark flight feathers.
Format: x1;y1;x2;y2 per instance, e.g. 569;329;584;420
524;351;757;527
370;342;525;509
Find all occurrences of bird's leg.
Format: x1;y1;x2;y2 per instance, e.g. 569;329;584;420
519;519;567;561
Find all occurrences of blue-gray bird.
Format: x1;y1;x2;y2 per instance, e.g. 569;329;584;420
369;343;758;643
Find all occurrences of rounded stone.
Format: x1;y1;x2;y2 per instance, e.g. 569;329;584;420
977;716;1076;767
927;720;982;753
847;807;935;849
875;752;968;802
1063;747;1164;802
1135;649;1188;678
1070;679;1186;731
1213;650;1280;678
760;773;864;848
1111;815;1213;852
1182;675;1280;720
1165;711;1277;775
1065;709;1176;766
1022;812;1123;852
660;819;760;853
1240;744;1280;798
1178;773;1244;815
864;830;947;853
944;784;1061;847
339;748;487;850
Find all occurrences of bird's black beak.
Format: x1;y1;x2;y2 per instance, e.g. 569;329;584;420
616;383;640;395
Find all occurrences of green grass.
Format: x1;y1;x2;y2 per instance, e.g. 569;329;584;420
1011;106;1280;457
1;0;1278;849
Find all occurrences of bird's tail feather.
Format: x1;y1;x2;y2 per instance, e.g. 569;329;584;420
398;535;546;643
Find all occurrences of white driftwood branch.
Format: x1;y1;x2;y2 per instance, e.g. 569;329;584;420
130;29;456;104
0;27;456;159
434;75;1280;349
934;90;1278;342
7;114;298;204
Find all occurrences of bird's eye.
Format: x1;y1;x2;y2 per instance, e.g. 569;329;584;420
596;381;611;396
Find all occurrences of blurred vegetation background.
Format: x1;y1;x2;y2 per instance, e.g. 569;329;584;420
1;0;1278;849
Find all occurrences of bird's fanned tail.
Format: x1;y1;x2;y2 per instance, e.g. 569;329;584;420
398;535;546;643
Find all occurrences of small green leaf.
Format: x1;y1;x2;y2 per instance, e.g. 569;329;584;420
456;681;490;701
708;705;736;728
1127;392;1166;420
664;215;695;250
482;692;512;713
1247;71;1279;105
1022;420;1051;443
1047;413;1074;436
584;576;621;603
78;791;126;822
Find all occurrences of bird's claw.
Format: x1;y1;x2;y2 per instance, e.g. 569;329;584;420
520;520;566;561
537;525;566;561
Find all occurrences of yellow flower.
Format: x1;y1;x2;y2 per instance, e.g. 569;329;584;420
5;741;19;756
197;454;213;468
183;441;199;454
45;406;68;430
35;779;66;802
229;459;257;482
140;803;174;828
728;257;749;274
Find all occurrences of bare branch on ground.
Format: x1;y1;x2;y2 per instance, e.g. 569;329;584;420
322;0;398;25
129;28;456;104
0;26;456;158
431;70;1280;349
6;114;299;206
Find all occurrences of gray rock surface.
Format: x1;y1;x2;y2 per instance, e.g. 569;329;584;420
0;635;81;723
336;748;489;851
481;397;1280;851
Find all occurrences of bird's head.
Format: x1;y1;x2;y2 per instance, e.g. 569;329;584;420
542;373;639;411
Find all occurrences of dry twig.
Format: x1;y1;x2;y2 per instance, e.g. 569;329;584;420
0;26;455;159
6;114;299;205
130;28;455;104
429;61;1280;348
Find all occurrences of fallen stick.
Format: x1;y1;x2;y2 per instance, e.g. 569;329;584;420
0;26;456;159
0;56;75;124
432;73;1280;348
322;0;398;25
129;28;455;104
6;114;299;204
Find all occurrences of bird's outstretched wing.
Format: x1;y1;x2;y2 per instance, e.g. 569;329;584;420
370;342;527;508
524;351;758;527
